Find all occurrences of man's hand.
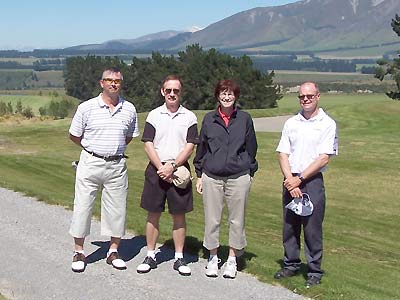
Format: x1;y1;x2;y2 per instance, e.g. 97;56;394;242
157;163;174;183
283;176;302;191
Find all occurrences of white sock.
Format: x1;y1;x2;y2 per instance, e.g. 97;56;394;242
175;252;183;260
227;256;236;263
74;250;84;255
147;250;156;259
209;254;218;261
107;248;118;257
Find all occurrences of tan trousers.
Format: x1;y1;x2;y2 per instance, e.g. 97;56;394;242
201;173;252;250
69;150;128;238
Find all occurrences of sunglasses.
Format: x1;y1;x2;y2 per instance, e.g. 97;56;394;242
102;78;122;85
298;94;318;101
164;88;180;95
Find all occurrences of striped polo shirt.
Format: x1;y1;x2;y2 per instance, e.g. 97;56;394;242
69;93;139;156
142;104;198;162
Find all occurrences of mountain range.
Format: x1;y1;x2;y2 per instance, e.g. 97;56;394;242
66;0;400;56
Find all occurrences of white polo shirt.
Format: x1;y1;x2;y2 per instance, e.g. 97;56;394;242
142;104;198;162
69;94;139;156
276;108;338;173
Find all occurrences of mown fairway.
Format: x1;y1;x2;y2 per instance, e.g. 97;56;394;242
0;93;399;300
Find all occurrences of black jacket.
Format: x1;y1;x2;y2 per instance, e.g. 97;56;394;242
193;108;258;178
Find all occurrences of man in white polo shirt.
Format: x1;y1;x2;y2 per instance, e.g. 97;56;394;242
136;75;199;276
69;67;139;273
274;82;338;288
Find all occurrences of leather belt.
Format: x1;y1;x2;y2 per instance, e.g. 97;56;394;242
83;148;126;162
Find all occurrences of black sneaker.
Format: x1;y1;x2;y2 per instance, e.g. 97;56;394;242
136;256;157;273
173;258;191;276
274;268;298;279
306;275;321;288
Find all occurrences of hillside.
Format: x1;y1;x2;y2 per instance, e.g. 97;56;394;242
67;0;400;57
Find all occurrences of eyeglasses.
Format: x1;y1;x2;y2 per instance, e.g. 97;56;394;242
219;92;235;98
102;78;122;85
164;88;180;95
298;94;318;101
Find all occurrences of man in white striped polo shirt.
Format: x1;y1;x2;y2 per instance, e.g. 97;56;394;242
69;67;139;273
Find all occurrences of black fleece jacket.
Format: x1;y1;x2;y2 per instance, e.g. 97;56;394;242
193;108;258;178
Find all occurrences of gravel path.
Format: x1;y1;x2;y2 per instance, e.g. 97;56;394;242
0;115;303;300
0;187;305;300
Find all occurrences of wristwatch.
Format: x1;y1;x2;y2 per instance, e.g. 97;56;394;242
170;161;178;171
298;174;305;182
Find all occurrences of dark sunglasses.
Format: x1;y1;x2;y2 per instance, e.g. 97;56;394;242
164;88;180;95
102;78;122;84
298;94;318;101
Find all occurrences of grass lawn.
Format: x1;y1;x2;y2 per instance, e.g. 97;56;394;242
0;93;399;299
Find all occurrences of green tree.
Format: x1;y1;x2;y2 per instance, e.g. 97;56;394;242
64;46;282;111
375;14;400;100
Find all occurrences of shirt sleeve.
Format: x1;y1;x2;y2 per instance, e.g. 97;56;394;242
186;123;199;144
127;110;140;138
276;122;291;154
69;106;85;137
141;122;156;143
318;121;338;156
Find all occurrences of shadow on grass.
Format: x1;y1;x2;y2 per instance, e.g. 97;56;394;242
274;259;309;279
87;235;147;264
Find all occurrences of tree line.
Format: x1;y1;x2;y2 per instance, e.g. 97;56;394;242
64;44;282;112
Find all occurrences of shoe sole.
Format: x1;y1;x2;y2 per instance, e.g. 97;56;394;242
206;273;218;278
223;274;236;279
71;267;85;273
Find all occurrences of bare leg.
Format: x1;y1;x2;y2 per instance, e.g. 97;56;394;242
146;212;162;251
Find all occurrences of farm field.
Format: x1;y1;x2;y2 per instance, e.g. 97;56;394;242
0;93;398;299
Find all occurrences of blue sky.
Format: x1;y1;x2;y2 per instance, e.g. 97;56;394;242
2;0;298;50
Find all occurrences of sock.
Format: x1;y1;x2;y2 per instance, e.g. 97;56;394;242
74;250;84;255
209;254;218;261
107;248;118;257
147;250;156;259
175;252;183;260
227;256;236;264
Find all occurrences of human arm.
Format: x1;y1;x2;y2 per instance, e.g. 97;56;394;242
246;116;258;177
281;152;330;198
69;134;82;147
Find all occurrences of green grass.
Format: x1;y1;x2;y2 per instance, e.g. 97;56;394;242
0;93;399;300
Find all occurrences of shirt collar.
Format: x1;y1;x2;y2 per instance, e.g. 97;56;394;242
160;103;183;115
97;93;123;109
295;108;326;122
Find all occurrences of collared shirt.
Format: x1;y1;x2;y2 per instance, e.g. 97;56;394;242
218;106;235;127
69;93;139;156
142;103;198;162
276;108;338;173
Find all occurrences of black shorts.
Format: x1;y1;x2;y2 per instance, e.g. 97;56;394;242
140;162;193;214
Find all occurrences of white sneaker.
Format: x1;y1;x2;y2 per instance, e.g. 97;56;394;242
71;252;86;273
223;260;237;279
205;257;220;277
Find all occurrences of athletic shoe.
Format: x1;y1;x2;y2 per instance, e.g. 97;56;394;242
137;256;157;273
71;252;86;273
205;256;220;277
222;260;237;279
106;252;127;270
173;258;191;276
